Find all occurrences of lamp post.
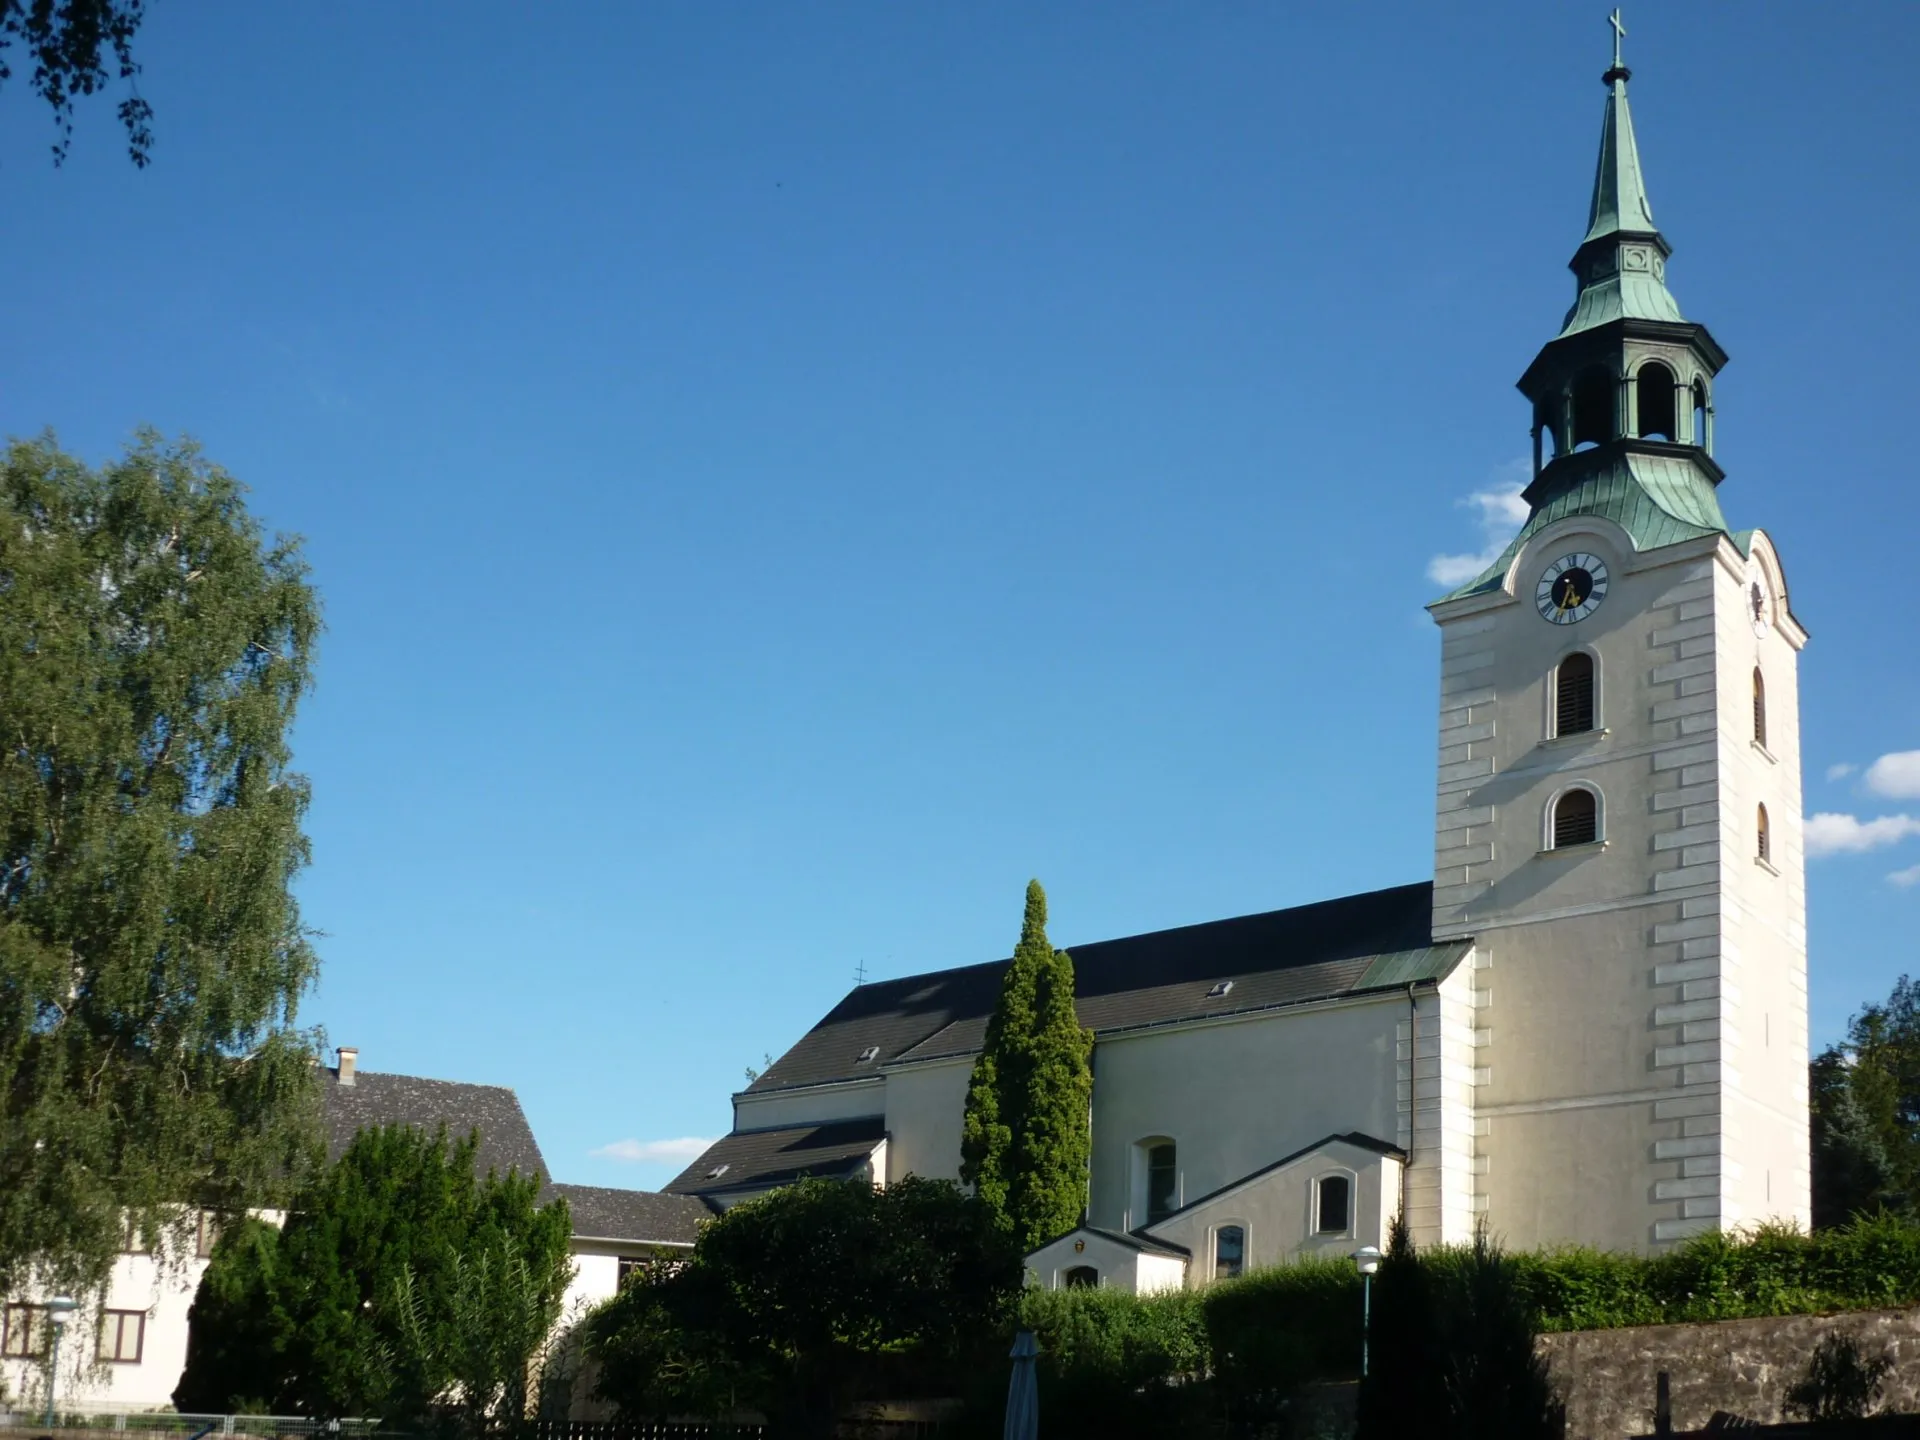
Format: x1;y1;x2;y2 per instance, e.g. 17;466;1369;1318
43;1295;77;1428
1350;1246;1382;1379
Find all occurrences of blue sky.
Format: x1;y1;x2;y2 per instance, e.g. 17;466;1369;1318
3;4;1916;1189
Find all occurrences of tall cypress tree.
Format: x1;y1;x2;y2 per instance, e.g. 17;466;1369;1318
960;881;1093;1251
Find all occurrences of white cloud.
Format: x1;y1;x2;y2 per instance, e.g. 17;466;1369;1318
1427;467;1531;587
1890;863;1920;889
1826;762;1857;782
1804;812;1920;857
591;1137;716;1164
1864;751;1920;800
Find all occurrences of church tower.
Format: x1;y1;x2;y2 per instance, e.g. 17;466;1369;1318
1425;24;1810;1251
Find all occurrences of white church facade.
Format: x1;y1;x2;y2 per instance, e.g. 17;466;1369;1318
668;41;1811;1284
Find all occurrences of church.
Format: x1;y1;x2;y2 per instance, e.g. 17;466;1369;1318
668;32;1811;1287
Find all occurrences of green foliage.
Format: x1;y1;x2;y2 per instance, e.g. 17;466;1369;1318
1203;1257;1364;1423
1512;1214;1920;1331
1015;1284;1208;1436
586;1177;1022;1440
0;0;153;165
1785;1334;1892;1423
1360;1223;1561;1440
0;433;322;1296
959;880;1094;1251
1810;977;1920;1226
174;1123;571;1426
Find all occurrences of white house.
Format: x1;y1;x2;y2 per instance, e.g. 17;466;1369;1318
1;1050;713;1414
667;41;1812;1285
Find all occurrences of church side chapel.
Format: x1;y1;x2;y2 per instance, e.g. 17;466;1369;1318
669;26;1811;1290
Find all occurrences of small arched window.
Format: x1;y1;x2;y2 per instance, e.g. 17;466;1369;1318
1555;652;1596;737
1692;381;1710;451
1552;788;1600;849
1214;1225;1245;1280
1571;367;1615;450
1146;1143;1178;1224
1063;1265;1099;1289
1757;804;1771;864
1753;668;1768;749
1316;1174;1352;1234
1636;361;1677;439
1535;400;1562;472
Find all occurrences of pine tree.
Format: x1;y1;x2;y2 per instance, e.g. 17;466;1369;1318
960;880;1093;1251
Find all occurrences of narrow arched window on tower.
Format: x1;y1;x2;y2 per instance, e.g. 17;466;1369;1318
1757;804;1771;864
1552;788;1600;849
1571;367;1615;450
1753;667;1768;749
1692;381;1709;451
1636;362;1677;439
1555;652;1596;736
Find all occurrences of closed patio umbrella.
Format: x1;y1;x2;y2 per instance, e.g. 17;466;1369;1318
1004;1329;1039;1440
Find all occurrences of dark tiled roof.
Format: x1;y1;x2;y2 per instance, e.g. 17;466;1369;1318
1031;1224;1189;1259
663;1117;886;1197
320;1068;549;1184
546;1183;717;1245
1141;1131;1406;1234
747;883;1446;1094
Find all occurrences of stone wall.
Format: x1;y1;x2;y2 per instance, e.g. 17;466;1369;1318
1539;1306;1920;1438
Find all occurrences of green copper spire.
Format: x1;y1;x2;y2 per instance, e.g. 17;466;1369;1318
1559;11;1685;336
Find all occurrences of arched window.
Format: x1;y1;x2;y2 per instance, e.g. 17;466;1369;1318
1316;1174;1352;1234
1571;367;1615;450
1214;1225;1245;1280
1552;787;1600;848
1636;361;1677;439
1555;651;1596;736
1757;804;1771;864
1063;1265;1099;1289
1692;381;1709;451
1753;668;1768;749
1146;1143;1177;1224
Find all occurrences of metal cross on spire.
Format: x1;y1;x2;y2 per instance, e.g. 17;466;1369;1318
1608;9;1627;72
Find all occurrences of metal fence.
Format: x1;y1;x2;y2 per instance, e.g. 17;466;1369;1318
533;1422;944;1440
0;1416;399;1439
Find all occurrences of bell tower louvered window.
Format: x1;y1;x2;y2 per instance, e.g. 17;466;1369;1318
1555;652;1596;736
1757;804;1771;863
1753;668;1768;749
1553;788;1599;849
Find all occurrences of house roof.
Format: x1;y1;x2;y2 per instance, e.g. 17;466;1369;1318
743;883;1454;1095
1030;1224;1189;1260
663;1117;886;1197
546;1183;717;1245
320;1067;550;1184
1141;1131;1406;1234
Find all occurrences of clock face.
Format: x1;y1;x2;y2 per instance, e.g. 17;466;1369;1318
1535;552;1610;625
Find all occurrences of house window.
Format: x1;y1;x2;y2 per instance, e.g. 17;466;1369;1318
195;1210;220;1259
1752;668;1768;749
1551;787;1600;848
121;1214;151;1255
1214;1225;1245;1280
99;1310;145;1364
1555;652;1596;736
1;1304;46;1359
617;1256;654;1288
1146;1143;1178;1224
1316;1175;1352;1235
1063;1265;1099;1289
1757;804;1771;864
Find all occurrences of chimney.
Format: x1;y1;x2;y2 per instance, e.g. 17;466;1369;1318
336;1047;358;1087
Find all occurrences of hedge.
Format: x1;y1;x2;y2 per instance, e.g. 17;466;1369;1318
1013;1215;1920;1415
